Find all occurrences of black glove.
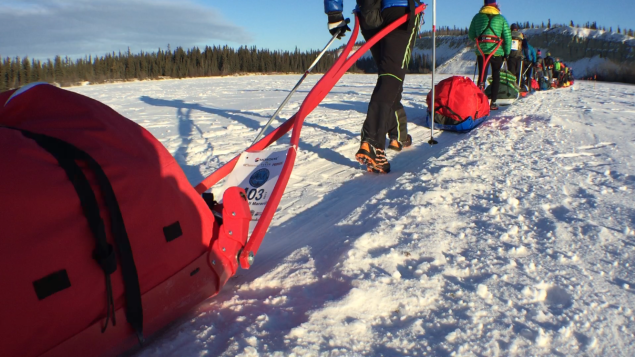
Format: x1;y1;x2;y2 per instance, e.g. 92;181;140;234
503;55;509;61
327;12;351;39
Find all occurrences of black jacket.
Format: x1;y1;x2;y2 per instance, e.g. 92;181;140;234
544;56;554;69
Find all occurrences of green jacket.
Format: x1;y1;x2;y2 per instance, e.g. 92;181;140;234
468;6;512;57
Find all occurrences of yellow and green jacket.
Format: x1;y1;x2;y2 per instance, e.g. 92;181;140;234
468;6;512;57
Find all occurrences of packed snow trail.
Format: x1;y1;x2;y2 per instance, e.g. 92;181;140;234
70;75;635;356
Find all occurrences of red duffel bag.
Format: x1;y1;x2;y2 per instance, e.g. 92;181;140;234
425;76;490;131
0;83;250;357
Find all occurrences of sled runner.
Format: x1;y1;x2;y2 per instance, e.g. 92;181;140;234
424;76;490;132
0;4;427;357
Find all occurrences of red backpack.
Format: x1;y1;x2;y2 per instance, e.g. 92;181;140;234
426;76;490;125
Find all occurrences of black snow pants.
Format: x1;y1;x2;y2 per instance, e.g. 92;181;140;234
360;7;418;149
477;55;503;104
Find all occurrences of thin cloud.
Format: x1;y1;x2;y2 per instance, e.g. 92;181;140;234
0;0;253;60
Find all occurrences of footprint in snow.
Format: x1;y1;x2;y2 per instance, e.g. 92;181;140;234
545;286;573;315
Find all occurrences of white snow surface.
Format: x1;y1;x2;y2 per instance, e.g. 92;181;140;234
69;74;635;356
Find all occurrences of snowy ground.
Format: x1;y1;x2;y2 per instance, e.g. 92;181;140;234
70;74;635;356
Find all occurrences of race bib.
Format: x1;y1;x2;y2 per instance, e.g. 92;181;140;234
222;148;290;231
511;40;520;51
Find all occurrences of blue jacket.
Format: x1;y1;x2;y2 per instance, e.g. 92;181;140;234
324;0;409;13
522;43;536;63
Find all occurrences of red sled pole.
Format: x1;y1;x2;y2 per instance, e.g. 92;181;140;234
251;31;343;145
196;4;428;269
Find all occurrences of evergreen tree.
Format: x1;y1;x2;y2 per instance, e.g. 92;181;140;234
53;55;63;84
0;59;5;92
21;57;31;87
10;57;19;89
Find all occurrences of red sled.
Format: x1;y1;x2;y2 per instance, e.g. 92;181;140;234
0;4;428;357
531;78;539;90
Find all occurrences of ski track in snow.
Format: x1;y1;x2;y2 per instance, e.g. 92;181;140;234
69;75;635;356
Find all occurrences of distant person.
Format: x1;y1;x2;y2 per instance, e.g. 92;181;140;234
562;66;570;84
325;0;419;173
521;39;536;89
544;52;555;85
553;58;562;84
508;23;524;83
559;63;569;86
468;0;512;110
534;49;545;88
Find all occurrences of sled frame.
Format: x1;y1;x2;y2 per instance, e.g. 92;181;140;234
195;5;428;269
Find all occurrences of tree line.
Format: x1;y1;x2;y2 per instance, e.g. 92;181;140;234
0;45;348;90
0;43;434;91
3;18;630;91
356;52;432;74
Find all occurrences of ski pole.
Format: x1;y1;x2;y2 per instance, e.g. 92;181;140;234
521;62;533;88
251;28;344;145
473;59;477;83
522;63;532;77
428;0;438;145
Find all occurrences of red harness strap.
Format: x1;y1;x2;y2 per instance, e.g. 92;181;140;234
475;35;503;90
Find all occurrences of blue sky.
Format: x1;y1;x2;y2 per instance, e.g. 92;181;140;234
1;0;633;60
206;0;632;51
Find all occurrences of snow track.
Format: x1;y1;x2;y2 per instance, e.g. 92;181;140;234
70;75;635;356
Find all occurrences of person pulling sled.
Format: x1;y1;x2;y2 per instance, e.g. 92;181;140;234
468;0;512;110
553;58;563;86
534;49;546;90
521;38;536;90
507;23;524;84
544;52;555;85
326;0;420;173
